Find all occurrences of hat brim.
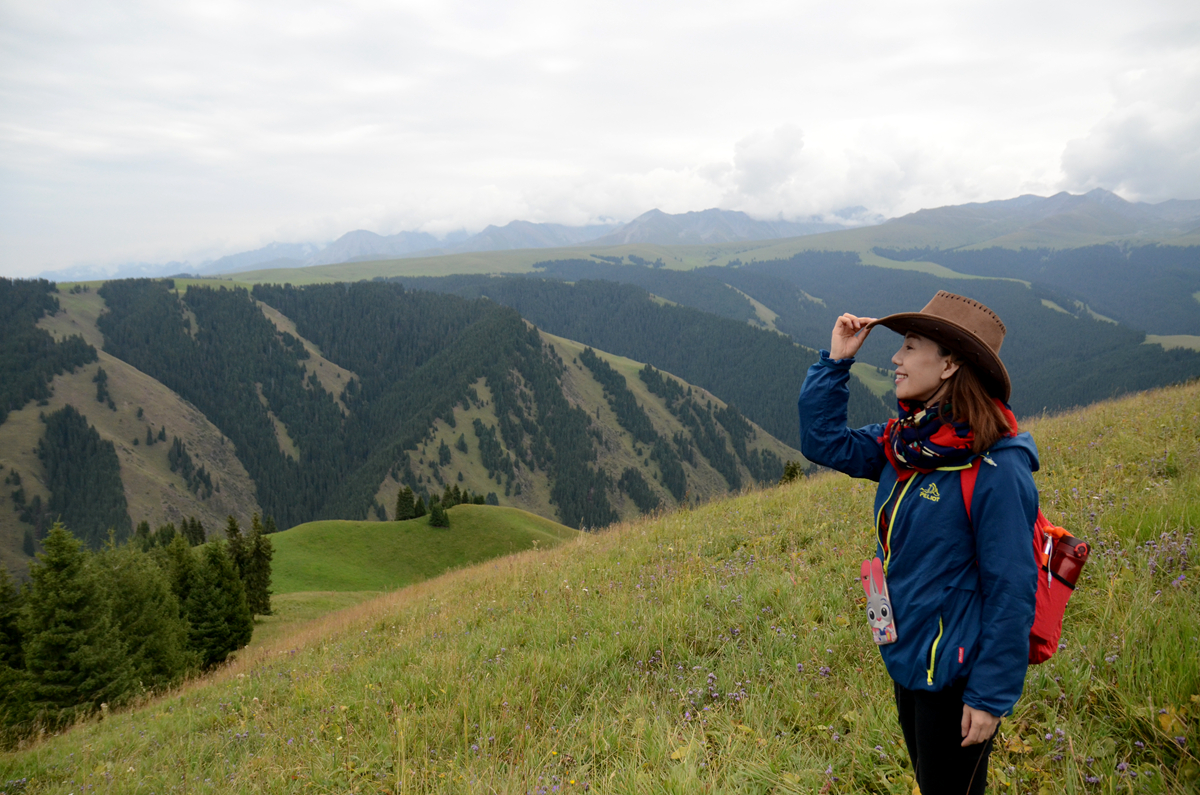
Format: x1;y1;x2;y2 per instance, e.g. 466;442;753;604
866;313;1012;402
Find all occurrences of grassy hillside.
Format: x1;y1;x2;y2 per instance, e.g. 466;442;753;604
3;380;1196;793
272;505;578;593
225;238;977;284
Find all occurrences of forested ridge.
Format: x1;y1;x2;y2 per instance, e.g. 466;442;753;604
5;278;813;552
719;253;1200;416
417;253;1200;419
77;280;629;531
391;274;893;446
253;282;618;528
0;278;96;426
873;244;1200;335
97;280;348;528
36;405;131;548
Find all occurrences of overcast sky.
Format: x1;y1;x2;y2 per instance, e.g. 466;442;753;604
2;0;1198;276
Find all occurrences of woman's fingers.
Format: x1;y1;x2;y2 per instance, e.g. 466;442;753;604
960;706;1000;746
835;314;878;335
829;314;878;360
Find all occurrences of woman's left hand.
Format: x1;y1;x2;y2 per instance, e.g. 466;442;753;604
961;705;1000;746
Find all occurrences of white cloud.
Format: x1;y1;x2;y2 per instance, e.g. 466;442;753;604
1;0;1198;276
1061;59;1200;202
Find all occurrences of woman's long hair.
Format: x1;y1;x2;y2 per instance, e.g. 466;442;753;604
936;344;1012;454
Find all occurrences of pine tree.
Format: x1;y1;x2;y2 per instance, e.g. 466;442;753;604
134;520;153;552
185;541;253;669
95;544;194;689
263;515;278;535
161;535;197;610
19;523;132;727
242;515;273;616
0;567;23;669
154;522;177;547
455;434;468;453
395;486;415;520
146;427;154;446
93;367;109;404
181;516;205;546
429;501;450;528
225;516;249;579
413;496;427;518
22;527;35;557
0;567;25;732
442;483;454;507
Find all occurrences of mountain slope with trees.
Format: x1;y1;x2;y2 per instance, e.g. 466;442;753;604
446;255;1200;419
2;279;809;571
390;274;893;445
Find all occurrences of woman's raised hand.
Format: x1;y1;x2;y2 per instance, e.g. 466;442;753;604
829;313;877;361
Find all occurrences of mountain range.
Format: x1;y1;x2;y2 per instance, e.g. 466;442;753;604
36;189;1200;285
36;210;855;282
3;276;855;573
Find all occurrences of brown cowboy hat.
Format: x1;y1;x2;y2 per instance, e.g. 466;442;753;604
866;290;1011;402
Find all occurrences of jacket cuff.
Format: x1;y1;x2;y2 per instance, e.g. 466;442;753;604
819;349;855;367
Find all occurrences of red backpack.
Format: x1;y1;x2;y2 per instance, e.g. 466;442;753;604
961;458;1089;664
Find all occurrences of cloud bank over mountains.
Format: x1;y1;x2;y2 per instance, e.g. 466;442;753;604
2;0;1198;277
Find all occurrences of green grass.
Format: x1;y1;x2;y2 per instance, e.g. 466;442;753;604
2;382;1198;793
1146;335;1200;352
247;591;382;650
849;363;896;400
221;232;1031;288
271;505;578;594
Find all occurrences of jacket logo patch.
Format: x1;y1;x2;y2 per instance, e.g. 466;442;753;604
958;646;965;664
919;483;941;502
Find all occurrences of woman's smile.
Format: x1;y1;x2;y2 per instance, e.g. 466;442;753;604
891;333;959;402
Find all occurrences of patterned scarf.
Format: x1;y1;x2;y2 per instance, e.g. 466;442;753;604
879;399;1019;479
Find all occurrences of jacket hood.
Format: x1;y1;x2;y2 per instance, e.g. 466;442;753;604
989;431;1040;473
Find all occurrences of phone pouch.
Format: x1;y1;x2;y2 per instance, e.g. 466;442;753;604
861;557;898;645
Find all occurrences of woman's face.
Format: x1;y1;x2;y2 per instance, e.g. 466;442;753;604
891;333;960;402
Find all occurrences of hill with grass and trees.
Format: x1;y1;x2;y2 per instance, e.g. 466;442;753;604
0;277;809;573
393;257;1200;419
271;504;577;594
0;378;1196;792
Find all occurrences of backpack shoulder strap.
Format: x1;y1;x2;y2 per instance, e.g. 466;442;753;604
961;457;982;524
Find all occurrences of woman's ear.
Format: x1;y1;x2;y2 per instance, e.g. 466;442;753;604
939;357;961;382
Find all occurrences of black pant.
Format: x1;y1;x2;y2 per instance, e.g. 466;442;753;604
894;679;995;795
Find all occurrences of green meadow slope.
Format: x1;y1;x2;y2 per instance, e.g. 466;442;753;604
271;505;578;593
2;381;1197;793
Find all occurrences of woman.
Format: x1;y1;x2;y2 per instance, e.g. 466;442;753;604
797;291;1039;795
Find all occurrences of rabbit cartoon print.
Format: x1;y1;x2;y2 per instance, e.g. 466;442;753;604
861;557;898;645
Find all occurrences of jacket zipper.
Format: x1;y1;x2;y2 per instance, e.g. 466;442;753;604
879;476;918;576
927;617;944;685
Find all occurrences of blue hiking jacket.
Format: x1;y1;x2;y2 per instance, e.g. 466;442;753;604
798;351;1039;716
